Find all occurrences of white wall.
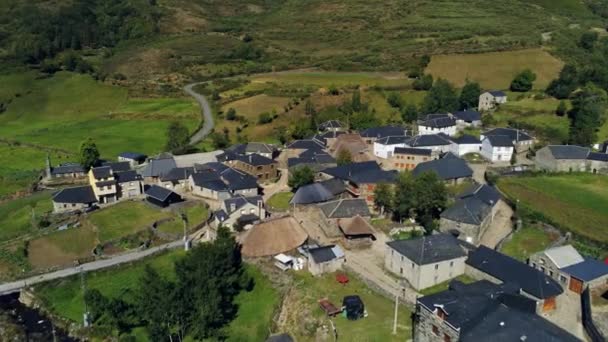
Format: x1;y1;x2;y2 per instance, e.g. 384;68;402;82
481;139;513;162
455;143;482;156
373;142;409;159
417;125;457;137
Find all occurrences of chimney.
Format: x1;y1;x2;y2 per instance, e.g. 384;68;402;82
230;202;236;213
249;155;253;164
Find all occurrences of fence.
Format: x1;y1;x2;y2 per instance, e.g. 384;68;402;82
582;288;606;342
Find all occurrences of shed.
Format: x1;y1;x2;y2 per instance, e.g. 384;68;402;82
144;185;182;207
307;245;345;276
337;215;376;248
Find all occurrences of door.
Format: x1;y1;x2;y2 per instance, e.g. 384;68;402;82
542;297;556;312
569;277;584;294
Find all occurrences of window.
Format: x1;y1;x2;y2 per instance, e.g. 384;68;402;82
444;333;451;342
531;262;537;268
560;275;567;284
400;256;403;262
449;261;454;267
257;166;263;170
549;270;554;277
400;267;403;275
437;310;446;320
432;325;439;336
411;262;414;268
435;264;439;270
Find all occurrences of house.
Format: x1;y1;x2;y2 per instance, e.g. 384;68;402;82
224;153;279;181
439;184;501;244
385;234;467;290
158;167;195;191
417;114;457;136
286;138;326;151
45;157;86;179
88;166;118;204
321;161;398;204
290;178;346;205
529;245;608;294
466;246;564;313
318;120;345;132
535;145;608;173
117;152;147;167
287;150;336;172
319;198;371;220
173;151;222;168
101;161;131;172
337;215;376;248
241;216;308;257
115;170;143;199
451;135;481;156
386;147;433;171
452;110;482;127
414;280;579;342
223;142;279;159
478;90;507;111
480;135;514;162
480;127;534;152
360;126;407;144
327;133;374;162
404;134;455;154
139;156;178;182
373;135;410;159
412;155;473;184
145;185;182;207
189;165;259;200
307;245;345;276
52;185;98;213
213;195;265;230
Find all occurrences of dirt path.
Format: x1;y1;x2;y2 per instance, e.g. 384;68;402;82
262;168;289;201
479;200;513;248
184;83;214;145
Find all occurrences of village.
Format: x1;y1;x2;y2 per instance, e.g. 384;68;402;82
37;89;608;341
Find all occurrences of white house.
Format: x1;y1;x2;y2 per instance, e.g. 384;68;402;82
373;136;410;159
417;114;457;136
213;195;265;230
451;135;482;156
478;91;507;111
481;135;514;162
405;134;455;154
452;110;482;127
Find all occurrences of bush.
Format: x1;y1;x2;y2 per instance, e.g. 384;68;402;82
413;74;433;91
510;69;536;92
226;108;237;121
258;112;273;124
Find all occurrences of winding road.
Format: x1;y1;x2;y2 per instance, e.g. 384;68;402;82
185;82;215;145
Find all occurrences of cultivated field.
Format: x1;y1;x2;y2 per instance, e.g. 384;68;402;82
250;71;409;88
28;224;97;269
426;49;564;89
222;94;291;118
498;174;608;245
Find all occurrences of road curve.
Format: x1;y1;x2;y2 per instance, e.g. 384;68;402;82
185;82;215;145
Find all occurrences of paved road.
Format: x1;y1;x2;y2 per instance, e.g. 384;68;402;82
184;83;214;145
0;240;185;296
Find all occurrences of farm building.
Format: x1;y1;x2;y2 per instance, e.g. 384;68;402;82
478;90;507;111
337;215;376;248
480;127;534;152
412;155;473;184
307;245;345;276
52;185;98;213
451;135;481;156
144;185;182;207
535;145;608;173
240;216;308;257
118;152;147;167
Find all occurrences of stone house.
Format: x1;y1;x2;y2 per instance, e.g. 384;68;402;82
360;126;407;145
223;142;279;160
535;145;608;173
139;156;178;182
412;154;473;185
115;170;143;199
88;165;118;204
417;114;457;136
307;245;345;276
158;167;195;192
117;152;147;167
480;127;534;152
52;185;98;213
318;199;371;239
287;149;336;173
385;234;467;291
45;156;86;179
224;153;279;181
385;147;433;171
321;161;398;205
439;184;501;245
414;280;579;342
480;135;514;162
478;90;507;111
189;165;259;201
452;110;482;128
213;195;265;230
529;245;608;294
337;215;376;248
373;135;410;159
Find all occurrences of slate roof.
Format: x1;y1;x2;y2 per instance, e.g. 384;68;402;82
286;139;325;150
418;280;578;342
459;184;500;205
308;245;344;263
485;135;514;147
386;234;466;265
115;170;142;183
145;185;178;202
561;258;608;282
375;135;410;145
394;147;433;156
221;168;259;190
227;142;277;155
288;151;336;169
234;153;277;166
118;152;147;161
101;161;131;172
405;134;453;147
224;195;263;214
482;128;532;142
322;161;381;179
587;152;608;161
453;110;481;122
545;145;590;160
487;90;507;97
441;197;492;225
140;157;177;178
318;120;343;130
412;157;473;181
291;183;336;205
160;167;195;182
50;163;85;175
173;151;222;168
52;185;97;204
318;199;370;218
466;246;563;299
453;134;481;145
320;178;347;195
419;115;456;129
360;126;406;139
214;209;228;222
543;245;584;269
95;180;116;187
91;166;112;179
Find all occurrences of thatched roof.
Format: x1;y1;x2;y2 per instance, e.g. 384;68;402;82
241;216;308;257
338;215;375;236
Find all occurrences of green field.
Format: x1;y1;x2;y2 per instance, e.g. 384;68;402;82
156;204;209;235
28;224;98;269
266;192;294;211
500;225;559;261
419;275;475;296
0;192;52;242
498;174;608;244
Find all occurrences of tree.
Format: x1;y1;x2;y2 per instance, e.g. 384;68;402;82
258;112;273;124
373;183;393;216
401;103;418;123
510;152;517;166
351;89;362;112
226;108;237;121
210;132;230;149
413;74;433;91
579;31;599;50
79;138;100;170
546;64;578;99
393;172;417;221
288;165;315;190
336;148;353;166
510;69;536;92
165;121;190;153
421;78;459;114
555;100;567;116
568;83;607;146
414;171;447;224
387;92;402;108
459;81;481;110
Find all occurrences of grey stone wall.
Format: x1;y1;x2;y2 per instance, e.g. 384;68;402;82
414;304;460;342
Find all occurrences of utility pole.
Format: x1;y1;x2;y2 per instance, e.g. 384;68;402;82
181;211;189;251
80;268;91;327
392;292;399;334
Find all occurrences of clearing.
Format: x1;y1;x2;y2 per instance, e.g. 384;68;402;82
266;192;294;211
426;49;564;90
500;225;560;261
155;204;209;235
28;224;98;269
0;192;52;242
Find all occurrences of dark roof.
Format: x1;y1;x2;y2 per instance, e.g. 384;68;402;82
319;178;346;196
545;145;590;160
145;185;179;202
393;147;432;156
234;153;277;166
224;195;263;214
386;234;466;265
349;169;398;184
587;152;608;162
95;180;116;187
102;161;131;172
561;258;608;282
286;139;325;150
91;166;112;179
195;162;229;173
236;213;259;224
420;115;456;129
322;161;398;184
266;333;294;342
308;245;338;263
487;90;507;97
319;120;343;130
221;168;259;190
227;142;277;155
214;209;228;222
418;280;578;342
118;152;147;161
318;199;370;218
484;135;513;147
406;134;453;147
288;151;336;169
51;162;85;175
360;126;406;139
482;128;532;142
140;157;177;178
412;157;473;181
291;183;336;205
375;135;410;145
453;134;481;145
115;170;142;183
466;246;563;299
441;197;492;225
459;184;500;205
453;110;481;122
52;186;97;204
160;167;195;182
